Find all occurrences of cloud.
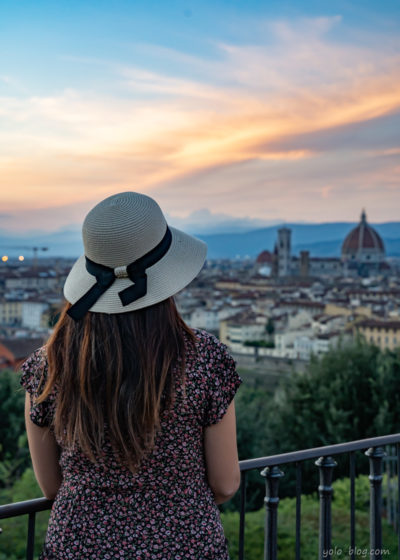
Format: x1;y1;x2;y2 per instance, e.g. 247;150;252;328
165;208;282;235
0;199;92;232
0;15;399;228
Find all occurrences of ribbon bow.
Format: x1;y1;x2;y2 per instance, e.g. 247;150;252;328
67;227;172;321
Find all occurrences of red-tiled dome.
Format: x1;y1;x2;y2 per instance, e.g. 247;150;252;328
256;250;273;264
342;210;385;257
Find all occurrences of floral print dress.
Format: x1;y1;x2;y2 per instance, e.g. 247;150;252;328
20;329;242;560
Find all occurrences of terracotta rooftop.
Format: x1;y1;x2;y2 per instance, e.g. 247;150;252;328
0;337;46;362
256;250;273;264
279;299;325;308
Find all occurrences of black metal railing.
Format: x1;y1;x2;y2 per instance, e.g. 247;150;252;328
1;433;400;560
238;433;400;560
0;496;53;560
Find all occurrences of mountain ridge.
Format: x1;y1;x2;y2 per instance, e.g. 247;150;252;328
1;221;400;259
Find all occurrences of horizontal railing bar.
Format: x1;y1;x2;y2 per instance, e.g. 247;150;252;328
239;433;400;471
0;497;53;520
1;434;400;521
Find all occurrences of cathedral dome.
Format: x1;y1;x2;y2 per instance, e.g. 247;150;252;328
341;210;385;264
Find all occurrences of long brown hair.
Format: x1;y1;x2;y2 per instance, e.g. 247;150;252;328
37;297;195;471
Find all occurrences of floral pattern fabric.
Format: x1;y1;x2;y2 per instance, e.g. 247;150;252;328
20;329;242;559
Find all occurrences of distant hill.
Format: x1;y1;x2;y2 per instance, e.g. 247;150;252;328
1;222;400;260
0;228;83;259
293;238;400;259
198;222;400;259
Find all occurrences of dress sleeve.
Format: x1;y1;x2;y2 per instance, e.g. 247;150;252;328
20;348;55;428
202;338;242;427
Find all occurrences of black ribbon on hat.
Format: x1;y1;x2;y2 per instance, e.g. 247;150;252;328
67;227;172;321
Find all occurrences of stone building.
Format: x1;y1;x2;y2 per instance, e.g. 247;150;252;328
356;319;400;351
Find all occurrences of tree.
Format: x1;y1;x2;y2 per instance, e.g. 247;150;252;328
263;338;400;494
244;340;274;348
226;380;272;512
266;318;275;338
0;370;30;486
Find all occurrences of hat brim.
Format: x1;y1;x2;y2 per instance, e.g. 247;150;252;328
64;226;207;314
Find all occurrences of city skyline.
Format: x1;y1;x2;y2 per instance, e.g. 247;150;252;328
1;0;399;232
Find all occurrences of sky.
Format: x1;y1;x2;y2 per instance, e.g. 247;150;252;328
0;0;399;233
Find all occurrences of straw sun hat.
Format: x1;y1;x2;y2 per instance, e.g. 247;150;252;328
64;192;207;320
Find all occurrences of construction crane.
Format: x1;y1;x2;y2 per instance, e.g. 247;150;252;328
1;246;49;270
31;247;49;269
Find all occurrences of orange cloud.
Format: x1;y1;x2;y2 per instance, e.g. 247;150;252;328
1;16;400;228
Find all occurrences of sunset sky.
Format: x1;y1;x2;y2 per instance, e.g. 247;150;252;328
1;0;399;232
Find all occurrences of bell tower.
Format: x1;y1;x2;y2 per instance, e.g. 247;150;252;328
277;227;291;277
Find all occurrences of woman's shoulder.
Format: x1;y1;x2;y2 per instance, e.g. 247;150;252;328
190;328;226;350
22;345;47;367
185;329;241;426
20;346;56;428
185;328;235;370
20;346;48;394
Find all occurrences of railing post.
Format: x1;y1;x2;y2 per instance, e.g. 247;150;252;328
261;465;284;560
27;512;36;560
295;462;302;560
397;443;400;558
315;456;337;560
349;451;356;560
239;470;247;560
365;447;386;559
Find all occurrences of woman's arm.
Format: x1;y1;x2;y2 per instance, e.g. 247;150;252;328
25;394;62;499
203;400;241;504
